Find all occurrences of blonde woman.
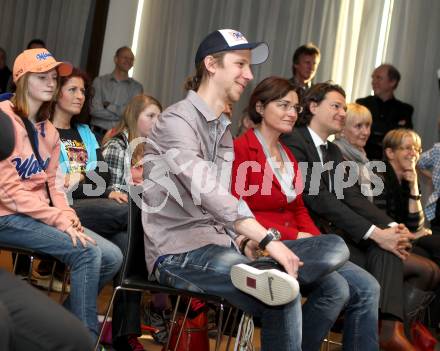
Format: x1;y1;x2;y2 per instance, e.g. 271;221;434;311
334;103;374;200
102;95;162;202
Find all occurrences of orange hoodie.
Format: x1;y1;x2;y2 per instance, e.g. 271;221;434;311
0;100;78;231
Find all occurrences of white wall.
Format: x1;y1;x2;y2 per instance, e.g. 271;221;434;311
99;0;138;75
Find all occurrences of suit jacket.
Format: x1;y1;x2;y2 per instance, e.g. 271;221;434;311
281;126;393;244
232;129;320;240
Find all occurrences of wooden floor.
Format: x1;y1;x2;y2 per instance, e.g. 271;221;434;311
0;250;342;350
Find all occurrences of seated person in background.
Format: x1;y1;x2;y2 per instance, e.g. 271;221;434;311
377;129;440;335
281;82;417;350
26;38;46;49
236;108;255;137
142;28;350;351
102;94;162;202
333;103;374;200
418;142;440;232
50;68;145;351
90;47;143;140
0;47;11;93
288;43;320;97
231;76;379;351
356;64;414;160
102;94;171;344
0;48;122;344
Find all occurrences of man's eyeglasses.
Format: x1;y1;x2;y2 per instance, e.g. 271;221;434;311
276;101;303;114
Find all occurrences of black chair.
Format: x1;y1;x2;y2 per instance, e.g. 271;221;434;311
0;244;69;301
96;187;240;351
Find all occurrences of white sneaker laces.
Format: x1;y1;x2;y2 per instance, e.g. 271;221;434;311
233;313;254;351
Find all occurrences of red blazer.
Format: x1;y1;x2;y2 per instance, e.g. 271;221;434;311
232;129;320;240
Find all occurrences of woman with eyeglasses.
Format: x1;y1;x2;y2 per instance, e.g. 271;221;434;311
378;129;440;342
338;123;440;343
231;76;380;351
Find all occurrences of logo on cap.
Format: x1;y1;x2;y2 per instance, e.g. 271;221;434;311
219;29;248;46
231;31;245;40
36;52;53;61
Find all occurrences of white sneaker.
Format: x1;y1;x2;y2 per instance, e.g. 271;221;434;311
230;264;299;306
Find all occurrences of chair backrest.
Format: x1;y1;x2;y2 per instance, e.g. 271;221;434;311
118;185;149;284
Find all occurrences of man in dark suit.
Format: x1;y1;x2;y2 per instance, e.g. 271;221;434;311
356;64;414;160
281;82;416;350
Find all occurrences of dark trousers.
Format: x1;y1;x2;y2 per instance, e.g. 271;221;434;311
411;233;440;328
346;240;405;320
413;234;440;268
0;269;94;351
73;198;142;340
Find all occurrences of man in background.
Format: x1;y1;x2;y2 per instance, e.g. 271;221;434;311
90;46;143;139
357;64;414;160
288;43;321;96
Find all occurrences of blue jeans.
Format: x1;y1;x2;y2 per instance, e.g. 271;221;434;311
0;214;123;342
73;198;142;340
302;260;379;351
155;234;349;351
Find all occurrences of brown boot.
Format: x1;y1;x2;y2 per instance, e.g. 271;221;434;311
379;320;416;351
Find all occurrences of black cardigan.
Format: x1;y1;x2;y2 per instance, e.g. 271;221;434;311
373;161;424;232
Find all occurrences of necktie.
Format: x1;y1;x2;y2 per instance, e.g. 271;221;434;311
320;144;332;191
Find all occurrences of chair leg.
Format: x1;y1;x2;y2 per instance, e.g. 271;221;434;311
12;252;19;274
94;286;121;351
59;268;70;303
46;260;57;296
215;303;225;351
27;255;34;282
164;295;181;351
173;297;193;351
225;308;239;351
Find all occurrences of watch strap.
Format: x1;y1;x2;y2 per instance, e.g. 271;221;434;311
259;233;273;250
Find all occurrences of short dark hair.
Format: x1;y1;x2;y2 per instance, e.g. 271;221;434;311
378;63;401;89
26;38;46;49
248;76;299;124
115;46;132;57
297;82;346;126
292;43;320;65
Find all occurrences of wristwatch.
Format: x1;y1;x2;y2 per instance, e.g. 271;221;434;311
258;228;281;250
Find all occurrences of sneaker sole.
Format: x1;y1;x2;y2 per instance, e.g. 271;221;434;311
230;264;299;306
32;277;70;293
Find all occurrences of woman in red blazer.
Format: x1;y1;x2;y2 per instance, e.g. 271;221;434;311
231;76;380;351
232;106;319;240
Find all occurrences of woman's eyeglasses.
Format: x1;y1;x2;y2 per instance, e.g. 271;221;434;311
276;101;303;114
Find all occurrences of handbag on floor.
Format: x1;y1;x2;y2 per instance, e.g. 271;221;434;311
163;310;209;351
411;321;437;351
